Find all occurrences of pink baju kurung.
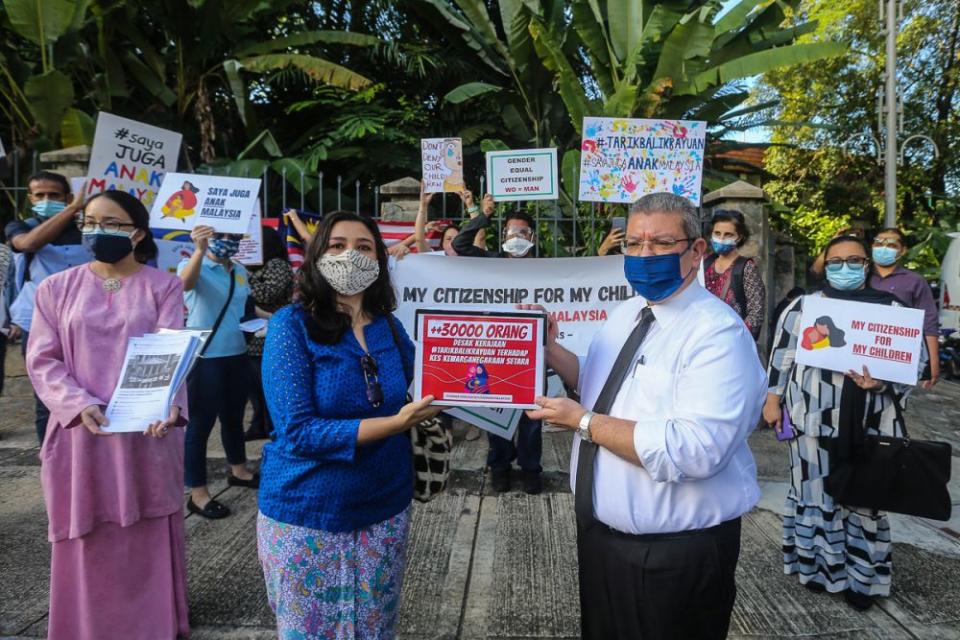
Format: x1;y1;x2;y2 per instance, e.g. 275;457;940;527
27;264;190;640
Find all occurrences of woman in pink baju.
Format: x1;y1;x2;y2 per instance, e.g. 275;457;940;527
27;190;190;639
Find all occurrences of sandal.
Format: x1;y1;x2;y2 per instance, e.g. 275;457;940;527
187;497;231;519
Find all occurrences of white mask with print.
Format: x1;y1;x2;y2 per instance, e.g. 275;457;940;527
317;249;380;296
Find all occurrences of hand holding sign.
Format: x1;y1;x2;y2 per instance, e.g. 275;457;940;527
846;365;883;391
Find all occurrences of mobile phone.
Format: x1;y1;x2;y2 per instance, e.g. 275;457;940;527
611;216;626;234
776;407;795;441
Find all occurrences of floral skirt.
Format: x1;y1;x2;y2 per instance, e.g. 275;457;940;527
256;508;411;640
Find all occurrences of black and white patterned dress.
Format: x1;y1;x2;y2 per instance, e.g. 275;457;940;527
767;291;914;597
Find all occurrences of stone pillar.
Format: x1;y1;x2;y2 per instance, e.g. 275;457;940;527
38;145;91;178
379;177;421;221
702;180;789;355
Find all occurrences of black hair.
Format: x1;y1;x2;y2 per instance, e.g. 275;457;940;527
27;171;70;197
875;227;907;247
504;209;535;232
82;190;158;263
709;209;750;248
814;315;847;347
299;211;396;345
824;234;869;259
261;224;287;263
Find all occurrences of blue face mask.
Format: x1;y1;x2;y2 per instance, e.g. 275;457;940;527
872;246;899;267
32;199;67;218
623;249;693;302
710;238;737;255
209;238;241;259
826;264;867;291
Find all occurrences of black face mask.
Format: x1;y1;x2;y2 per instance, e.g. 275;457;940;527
83;232;134;264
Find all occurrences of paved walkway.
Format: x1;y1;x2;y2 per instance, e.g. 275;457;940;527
1;348;959;639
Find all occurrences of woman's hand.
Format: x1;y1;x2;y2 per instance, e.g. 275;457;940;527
598;228;625;256
80;405;111;436
190;225;215;254
144;407;180;439
526;396;584;429
847;366;884;391
394;395;442;432
481;193;495;217
388;243;411;259
762;395;782;431
419;185;436;211
458;189;476;209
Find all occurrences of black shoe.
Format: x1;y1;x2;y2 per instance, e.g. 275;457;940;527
227;472;260;489
490;468;511;493
803;581;826;593
187;497;231;519
844;589;875;611
521;471;542;495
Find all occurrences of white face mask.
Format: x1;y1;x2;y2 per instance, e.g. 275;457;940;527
502;236;534;257
317;249;380;296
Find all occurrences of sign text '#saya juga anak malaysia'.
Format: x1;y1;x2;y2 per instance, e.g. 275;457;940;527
795;296;925;385
85;112;183;207
148;173;260;234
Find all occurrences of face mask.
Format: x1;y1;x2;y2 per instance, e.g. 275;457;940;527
624;249;694;302
711;237;737;255
317;249;380;296
83;230;134;264
209;238;241;259
872;246;899;267
502;236;534;257
826;264;867;291
32;199;66;219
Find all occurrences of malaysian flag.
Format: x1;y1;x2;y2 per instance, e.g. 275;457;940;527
377;219;450;252
278;209;323;271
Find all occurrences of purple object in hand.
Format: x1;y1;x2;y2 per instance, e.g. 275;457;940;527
776;406;795;441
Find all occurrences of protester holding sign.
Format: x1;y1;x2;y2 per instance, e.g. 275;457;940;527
526;193;766;639
451;200;545;494
178;226;256;519
7;171;93;444
869;228;940;388
764;235;916;612
26;190;189;640
415;187;486;256
257;211;440;639
703;209;765;340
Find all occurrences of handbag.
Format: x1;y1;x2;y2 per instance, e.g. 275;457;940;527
824;388;953;521
384;314;453;502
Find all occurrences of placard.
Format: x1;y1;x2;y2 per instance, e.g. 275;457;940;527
795;296;924;385
85;112;182;208
235;203;263;266
155;238;194;274
421;138;465;193
578;117;706;204
485;148;558;201
149;172;260;234
414;310;545;413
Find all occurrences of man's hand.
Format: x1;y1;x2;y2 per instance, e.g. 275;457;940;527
526;396;585;429
8;324;22;342
516;303;558;345
191;225;215;254
80;405;111;436
66;184;86;212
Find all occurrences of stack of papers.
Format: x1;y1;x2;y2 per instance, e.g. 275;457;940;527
103;330;209;433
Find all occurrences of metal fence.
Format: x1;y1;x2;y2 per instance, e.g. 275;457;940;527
0;151;623;257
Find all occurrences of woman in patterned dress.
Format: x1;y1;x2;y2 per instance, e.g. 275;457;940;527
257;211;441;639
704;209;766;340
764;235;918;612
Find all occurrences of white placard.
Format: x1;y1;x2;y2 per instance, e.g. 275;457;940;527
236;204;263;266
485;148;558;201
578;117;706;204
155;239;194;275
85;112;182;208
150;172;260;234
421;138;464;193
795;295;925;385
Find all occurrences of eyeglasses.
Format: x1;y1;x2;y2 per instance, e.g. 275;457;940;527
621;238;693;256
505;227;533;238
824;257;867;271
77;218;137;234
873;239;901;248
360;354;383;408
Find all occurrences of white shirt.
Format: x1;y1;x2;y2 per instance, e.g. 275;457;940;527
572;281;766;535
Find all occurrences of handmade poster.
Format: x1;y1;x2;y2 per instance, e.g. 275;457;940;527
421;138;465;193
155;238;194;274
415;310;545;415
150;172;260;234
86;112;182;208
486;148;558;201
578;117;706;204
235;204;263;266
795;296;925;385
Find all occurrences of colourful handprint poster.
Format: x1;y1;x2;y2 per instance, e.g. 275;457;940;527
578;117;706;205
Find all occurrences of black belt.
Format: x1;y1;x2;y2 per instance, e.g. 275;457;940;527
592;517;740;542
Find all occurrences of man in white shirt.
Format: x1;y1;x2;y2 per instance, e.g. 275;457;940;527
526;192;766;639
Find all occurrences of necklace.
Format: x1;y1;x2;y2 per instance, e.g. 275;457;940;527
102;278;122;293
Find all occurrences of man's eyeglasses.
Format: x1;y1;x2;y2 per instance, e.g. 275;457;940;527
360;354;383;408
505;226;533;239
621;238;693;256
76;219;137;234
824;257;867;271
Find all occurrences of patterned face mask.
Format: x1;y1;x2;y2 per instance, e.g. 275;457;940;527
317;249;380;296
209;238;241;259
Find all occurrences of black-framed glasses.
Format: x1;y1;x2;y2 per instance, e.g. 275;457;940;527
824;256;867;271
622;237;693;255
76;218;137;234
360;354;383;408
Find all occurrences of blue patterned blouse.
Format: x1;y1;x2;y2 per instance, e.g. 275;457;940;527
258;304;415;533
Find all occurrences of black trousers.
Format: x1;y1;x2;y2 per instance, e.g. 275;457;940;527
247;355;272;435
487;414;542;472
577;517;741;640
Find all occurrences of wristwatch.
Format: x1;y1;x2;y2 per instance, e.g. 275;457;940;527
578;411;595;443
